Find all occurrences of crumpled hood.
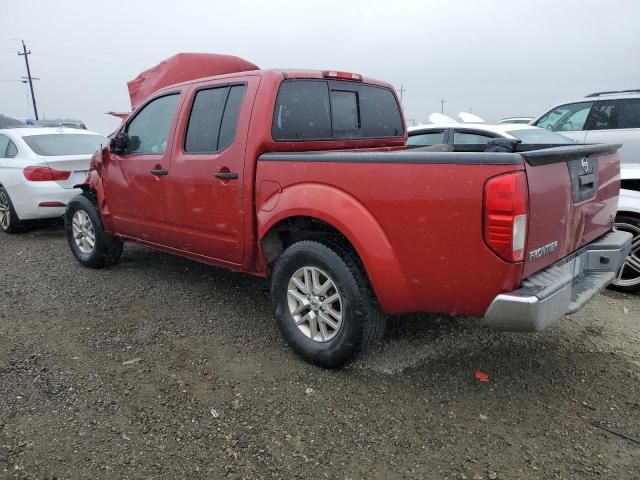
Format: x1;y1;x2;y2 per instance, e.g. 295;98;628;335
127;52;259;110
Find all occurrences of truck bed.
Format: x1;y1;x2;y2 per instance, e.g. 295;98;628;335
256;144;622;317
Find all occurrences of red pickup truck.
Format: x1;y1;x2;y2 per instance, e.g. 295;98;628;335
66;67;632;367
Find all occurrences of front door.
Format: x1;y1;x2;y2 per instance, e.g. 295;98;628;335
103;92;183;245
166;76;258;264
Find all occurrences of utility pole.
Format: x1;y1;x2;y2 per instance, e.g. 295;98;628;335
18;40;39;120
439;97;447;114
397;84;406;110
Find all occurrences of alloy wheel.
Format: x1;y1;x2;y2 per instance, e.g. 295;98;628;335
613;222;640;287
0;191;10;230
72;210;96;254
287;266;343;342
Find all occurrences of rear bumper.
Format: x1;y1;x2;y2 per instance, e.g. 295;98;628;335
484;230;632;332
10;182;80;220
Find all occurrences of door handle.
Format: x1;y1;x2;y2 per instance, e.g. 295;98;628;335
150;168;168;176
215;171;238;180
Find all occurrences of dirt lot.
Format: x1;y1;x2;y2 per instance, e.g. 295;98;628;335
1;224;639;480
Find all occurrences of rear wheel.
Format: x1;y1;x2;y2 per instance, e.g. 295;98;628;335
610;214;640;292
65;194;123;268
270;240;386;368
0;187;25;234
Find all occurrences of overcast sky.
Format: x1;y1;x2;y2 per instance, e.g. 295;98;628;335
2;0;639;134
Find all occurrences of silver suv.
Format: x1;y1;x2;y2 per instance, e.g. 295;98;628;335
531;89;640;166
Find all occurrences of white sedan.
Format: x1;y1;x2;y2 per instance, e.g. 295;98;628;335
407;122;574;148
0;127;108;233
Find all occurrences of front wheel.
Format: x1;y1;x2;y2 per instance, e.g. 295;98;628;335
65;194;123;268
610;214;640;293
270;240;386;368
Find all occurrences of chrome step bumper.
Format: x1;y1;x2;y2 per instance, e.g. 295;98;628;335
484;230;633;332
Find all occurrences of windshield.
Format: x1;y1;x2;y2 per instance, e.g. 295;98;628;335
22;134;108;156
507;128;575;144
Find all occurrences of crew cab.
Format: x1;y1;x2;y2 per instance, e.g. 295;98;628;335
65;64;632;368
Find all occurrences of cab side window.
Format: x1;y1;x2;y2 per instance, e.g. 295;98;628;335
126;93;180;154
590;99;640;130
535;102;593;132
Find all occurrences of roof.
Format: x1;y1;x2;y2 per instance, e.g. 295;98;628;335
0;126;104;137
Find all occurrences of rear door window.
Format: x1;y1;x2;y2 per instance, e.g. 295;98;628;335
535;102;593;132
185;87;228;152
218;85;247;150
589;99;640;130
184;84;247;153
407;130;446;146
0;134;9;157
6;140;17;158
273;79;403;141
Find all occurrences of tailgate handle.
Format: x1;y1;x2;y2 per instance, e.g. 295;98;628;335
579;173;595;187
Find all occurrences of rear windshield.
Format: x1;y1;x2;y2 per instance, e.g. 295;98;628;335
507;128;576;144
273;79;403;141
22;134;108;156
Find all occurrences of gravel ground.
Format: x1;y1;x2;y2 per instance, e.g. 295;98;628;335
1;224;639;479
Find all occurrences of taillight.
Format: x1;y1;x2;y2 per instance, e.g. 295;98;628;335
483;171;528;262
322;70;363;81
23;166;71;181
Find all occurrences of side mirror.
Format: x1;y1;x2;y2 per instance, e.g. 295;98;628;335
109;132;129;155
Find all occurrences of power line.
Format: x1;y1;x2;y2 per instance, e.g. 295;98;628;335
18;40;39;120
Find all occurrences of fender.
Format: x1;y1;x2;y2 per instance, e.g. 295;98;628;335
258;182;411;313
74;168;116;233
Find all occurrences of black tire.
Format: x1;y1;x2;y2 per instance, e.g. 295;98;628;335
0;187;26;234
609;214;640;293
65;194;123;269
270;240;387;368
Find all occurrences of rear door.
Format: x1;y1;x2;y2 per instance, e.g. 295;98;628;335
584;98;640;167
165;75;258;264
533;101;593;143
103;92;183;244
520;144;621;277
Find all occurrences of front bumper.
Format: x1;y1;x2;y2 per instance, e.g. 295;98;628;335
484;230;632;332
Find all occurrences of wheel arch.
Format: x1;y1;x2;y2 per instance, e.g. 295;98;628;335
258;183;411;313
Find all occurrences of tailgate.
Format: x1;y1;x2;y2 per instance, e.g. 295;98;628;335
42;155;91;189
521;144;622;277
